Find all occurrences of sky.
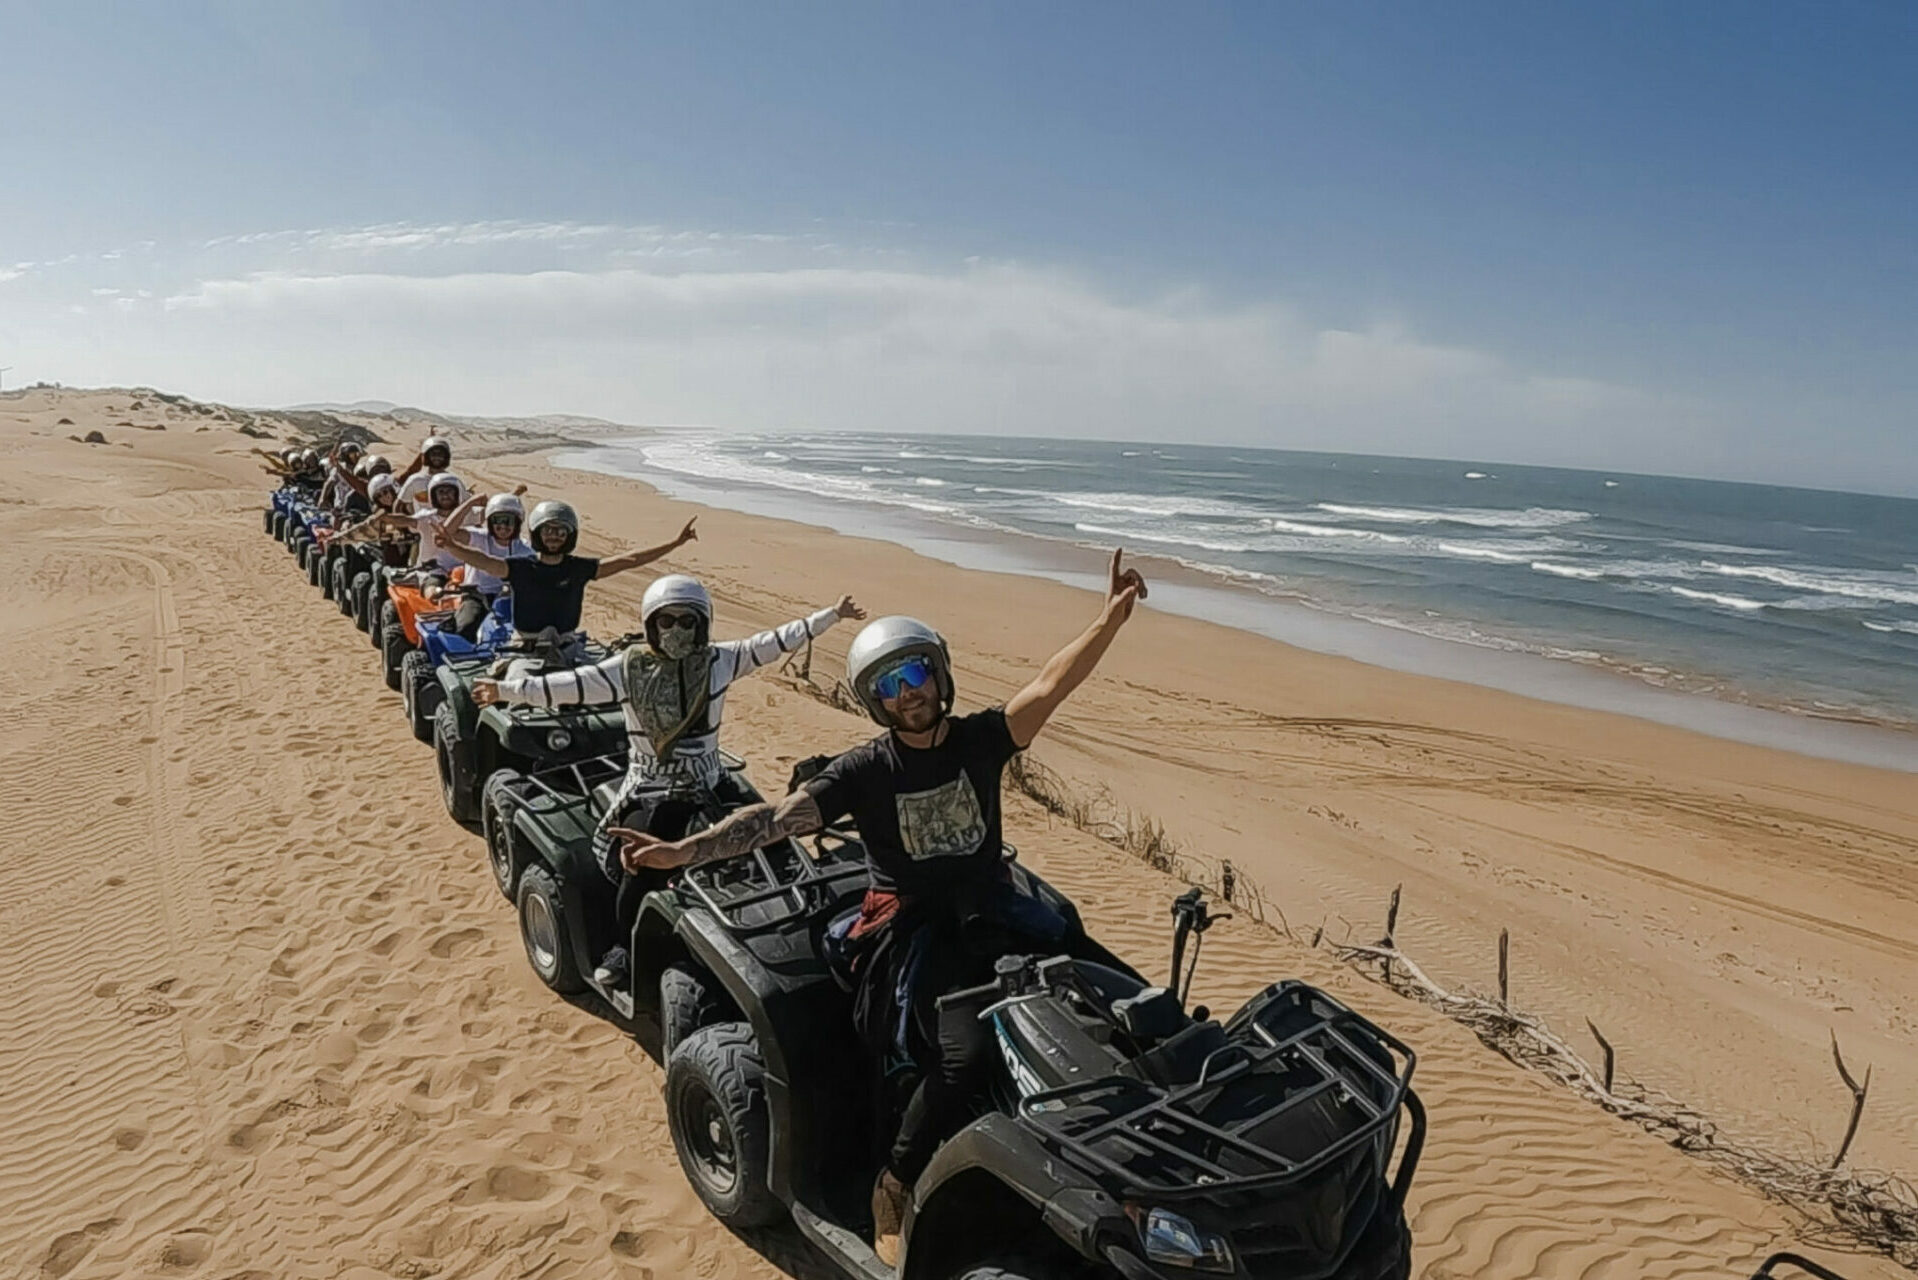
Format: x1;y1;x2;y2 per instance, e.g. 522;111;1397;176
1;1;1914;493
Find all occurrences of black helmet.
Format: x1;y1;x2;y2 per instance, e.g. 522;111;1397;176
527;500;579;555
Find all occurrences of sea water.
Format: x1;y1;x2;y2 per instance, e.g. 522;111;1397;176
555;430;1918;766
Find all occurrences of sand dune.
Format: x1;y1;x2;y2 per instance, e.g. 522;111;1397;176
0;387;1905;1279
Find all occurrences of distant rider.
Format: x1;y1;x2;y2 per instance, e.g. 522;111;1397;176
473;575;865;986
612;549;1148;1265
394;436;454;513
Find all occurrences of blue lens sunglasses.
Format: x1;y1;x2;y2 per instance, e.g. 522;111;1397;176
872;656;935;701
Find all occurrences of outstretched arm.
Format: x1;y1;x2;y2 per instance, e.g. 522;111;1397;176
716;596;866;679
1003;549;1147;749
595;517;699;579
429;522;511;579
445;490;487;533
472;654;624;709
610;789;823;872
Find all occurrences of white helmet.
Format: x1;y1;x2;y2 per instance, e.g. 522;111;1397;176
421;435;452;463
299;448;320;468
368;473;399;504
338;439;364;462
279;446;300;463
641;574;712;646
526;500;579;555
364;452;392;476
846;616;954;725
425;471;465;507
482;493;525;529
353;457;375;479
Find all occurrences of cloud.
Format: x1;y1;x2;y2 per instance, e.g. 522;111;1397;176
5;218;1787;482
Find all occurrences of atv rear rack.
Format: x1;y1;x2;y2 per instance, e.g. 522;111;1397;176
1017;981;1422;1203
679;825;866;935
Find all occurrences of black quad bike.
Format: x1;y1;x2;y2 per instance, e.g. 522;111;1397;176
493;751;1425;1280
428;647;628;826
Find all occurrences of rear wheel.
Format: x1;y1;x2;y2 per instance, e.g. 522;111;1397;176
379;602;409;690
305;546;324;585
481;771;527;902
271;511;287;540
433;702;480;824
661;962;729;1060
262;508;274;534
516;864;584;993
666;1022;780;1228
331;558;354;614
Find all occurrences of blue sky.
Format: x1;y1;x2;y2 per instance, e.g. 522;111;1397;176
2;1;1914;492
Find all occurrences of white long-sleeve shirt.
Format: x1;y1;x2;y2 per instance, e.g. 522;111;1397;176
498;606;842;784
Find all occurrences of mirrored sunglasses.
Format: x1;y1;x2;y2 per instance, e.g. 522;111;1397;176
655;611;700;631
872;656;934;702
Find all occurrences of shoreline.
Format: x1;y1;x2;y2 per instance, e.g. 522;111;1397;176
555;439;1918;773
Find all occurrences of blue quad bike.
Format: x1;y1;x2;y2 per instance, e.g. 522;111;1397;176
486;749;1426;1280
396;592;516;744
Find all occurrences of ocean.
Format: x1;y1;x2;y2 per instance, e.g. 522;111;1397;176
554;430;1918;769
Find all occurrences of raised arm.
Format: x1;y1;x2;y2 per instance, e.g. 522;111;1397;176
610;788;823;872
472;654;624;710
716;596;866;679
1003;549;1147;749
334;511;409;544
445;489;487;533
395;449;427;484
428;521;511;579
595;517;699;579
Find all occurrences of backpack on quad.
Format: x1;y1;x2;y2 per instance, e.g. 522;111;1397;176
499;754;1425;1280
428;646;628;827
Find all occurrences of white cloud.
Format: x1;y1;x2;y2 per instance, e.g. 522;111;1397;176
4;218;1788;481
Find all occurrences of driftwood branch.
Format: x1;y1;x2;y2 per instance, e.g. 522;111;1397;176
1497;928;1510;1008
1586;1018;1616;1094
1830;1031;1873;1171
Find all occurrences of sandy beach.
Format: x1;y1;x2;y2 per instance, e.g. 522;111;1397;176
2;386;1912;1279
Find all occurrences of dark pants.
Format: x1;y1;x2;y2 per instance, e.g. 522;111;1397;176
865;880;1079;1184
450;591;491;641
607;769;758;940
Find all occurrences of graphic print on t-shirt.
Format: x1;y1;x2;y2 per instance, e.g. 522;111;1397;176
894;773;987;860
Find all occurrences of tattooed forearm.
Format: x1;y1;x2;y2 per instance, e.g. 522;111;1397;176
680;791;823;867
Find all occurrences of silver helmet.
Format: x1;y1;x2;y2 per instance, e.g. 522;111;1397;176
845;616;953;725
364;452;392;476
421;434;452;465
338;439;364;463
482;493;525;528
526;499;579;555
425;471;465;508
368;473;399;505
641;574;712;648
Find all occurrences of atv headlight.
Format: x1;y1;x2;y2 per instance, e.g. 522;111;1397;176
1138;1208;1233;1273
546;729;572;752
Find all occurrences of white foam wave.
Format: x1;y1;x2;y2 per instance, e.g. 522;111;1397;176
762;451;788;461
976;487;1265;521
861;465;900;474
1264;517;1408;543
1437;542;1527;563
1464;471;1488;479
913;477;946;487
1702;561;1918;608
1530;560;1606;580
1071;521;1253;555
1316;502;1591;529
1863;619;1918;636
1669;585;1767;612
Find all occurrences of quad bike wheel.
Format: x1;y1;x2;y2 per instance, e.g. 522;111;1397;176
433;702;480;824
271;511;287;540
356;574;380;640
516;864;584;993
665;1022;780;1228
481;771;526;902
319;548;338;600
661;962;730;1060
262;508;274;535
379;602;410;690
332;559;354;615
401;650;441;744
306;547;324;586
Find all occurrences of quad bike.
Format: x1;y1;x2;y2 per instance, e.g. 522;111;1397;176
428;641;628;826
497;753;1423;1280
396;592;515;744
375;570;473;692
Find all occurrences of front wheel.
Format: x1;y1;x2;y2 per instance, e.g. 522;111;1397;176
665;1022;780;1228
517;864;585;993
401;650;440;743
948;1263;1081;1280
379;601;410;690
331;558;354;615
433;701;480;824
262;507;274;535
305;545;324;586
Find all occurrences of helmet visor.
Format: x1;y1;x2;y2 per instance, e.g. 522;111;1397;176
872;656;935;703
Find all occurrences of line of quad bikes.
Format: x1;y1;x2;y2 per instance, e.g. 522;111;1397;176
264;477;1846;1280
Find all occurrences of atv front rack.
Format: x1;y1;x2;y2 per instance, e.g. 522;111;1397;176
1017;981;1421;1204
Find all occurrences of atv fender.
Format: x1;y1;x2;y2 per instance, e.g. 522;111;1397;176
902;1114;1130;1279
435;667;481;741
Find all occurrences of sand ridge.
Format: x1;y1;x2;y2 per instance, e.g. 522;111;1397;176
0;387;1904;1278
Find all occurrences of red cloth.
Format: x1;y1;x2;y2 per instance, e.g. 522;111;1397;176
847;889;906;941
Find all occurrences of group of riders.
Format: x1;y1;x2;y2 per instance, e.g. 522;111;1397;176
261;435;1148;1264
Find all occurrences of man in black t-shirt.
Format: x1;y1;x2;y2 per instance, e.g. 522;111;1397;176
432;499;697;640
613;549;1148;1266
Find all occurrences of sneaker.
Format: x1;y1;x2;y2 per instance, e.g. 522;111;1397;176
871;1168;907;1268
592;946;629;988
